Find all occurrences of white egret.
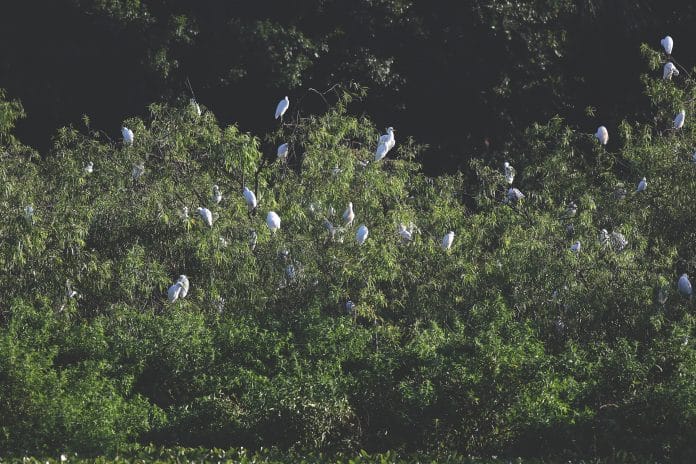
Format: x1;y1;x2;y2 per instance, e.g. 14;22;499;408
212;185;222;204
661;35;674;55
191;98;201;116
266;211;281;233
356;224;369;245
441;231;455;250
570;241;581;253
678;273;692;297
636;177;647;193
176;275;190;298
507;187;525;203
503;161;516;184
243;187;257;210
24;205;34;223
84;161;94;174
374;127;396;161
121;127;134;146
197;207;213;227
343;202;355;226
675;110;686;129
277;143;289;161
398;223;413;242
663;62;679;80
249;229;258;250
275;96;290;119
132;162;145;181
595;126;609;145
168;282;184;303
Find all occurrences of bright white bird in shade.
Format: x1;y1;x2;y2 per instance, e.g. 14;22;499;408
132;162;145;181
636;177;647;193
679;273;693;297
356;224;369;245
275;96;290;119
197;207;213;227
249;229;258;250
121;127;134;145
595;126;609;145
212;185;222;204
266;211;281;233
661;35;674;55
441;231;455;250
663;62;679;80
24;205;34;222
507;187;525;203
176;275;190;298
277;143;289;161
503;161;516;184
168;282;184;303
374;127;396;161
570;241;581;253
674;110;686;129
191;98;201;116
343;202;355;225
243;187;257;210
84;161;94;174
398;223;413;242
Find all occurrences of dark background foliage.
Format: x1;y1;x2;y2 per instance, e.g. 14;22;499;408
2;0;694;173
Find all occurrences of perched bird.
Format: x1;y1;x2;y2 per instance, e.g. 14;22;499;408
507;187;525;203
277;143;289;161
441;231;455;250
398;223;413;242
275;96;290;120
661;35;674;55
249;229;258;251
374;127;396;161
212;185;222;204
595;126;609;145
24;205;34;223
121;127;134;146
132;162;145;181
191;98;201;116
503;161;516;185
343;202;355;226
570;241;581;253
168;282;184;303
266;211;281;233
356;224;369;245
674;110;686;129
678;273;692;297
176;275;190;298
84;161;94;174
636;177;647;193
243;187;257;210
197;207;213;227
663;62;679;80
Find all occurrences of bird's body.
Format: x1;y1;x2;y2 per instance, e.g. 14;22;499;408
275;96;289;119
84;161;94;174
267;211;281;233
675;110;686;129
507;188;525;203
277;143;289;161
343;202;355;226
679;273;692;297
375;127;396;161
212;185;222;204
168;282;184;303
197;207;213;227
191;98;201;116
570;241;581;253
398;223;413;242
636;177;647;193
664;62;679;80
503;161;515;184
122;127;134;146
661;35;674;55
24;205;34;222
176;275;190;298
356;224;369;245
441;231;455;250
595;126;609;145
132;162;145;181
243;187;257;210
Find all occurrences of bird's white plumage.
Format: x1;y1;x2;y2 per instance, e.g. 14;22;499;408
277;143;289;160
243;187;257;209
267;211;281;233
570;241;581;253
674;110;686;129
636;177;647;193
398;223;413;242
441;231;454;250
374;127;396;161
663;62;679;80
661;35;674;55
176;275;190;298
168;282;183;303
122;127;134;146
212;185;222;204
197;207;213;227
595;126;609;145
679;273;693;297
84;161;94;174
503;161;516;185
343;202;355;226
356;224;369;245
275;96;289;119
191;98;201;116
507;188;525;203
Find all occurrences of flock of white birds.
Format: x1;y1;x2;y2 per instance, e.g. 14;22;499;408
56;36;692;305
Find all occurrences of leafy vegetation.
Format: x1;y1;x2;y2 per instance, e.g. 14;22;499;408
2;43;696;461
